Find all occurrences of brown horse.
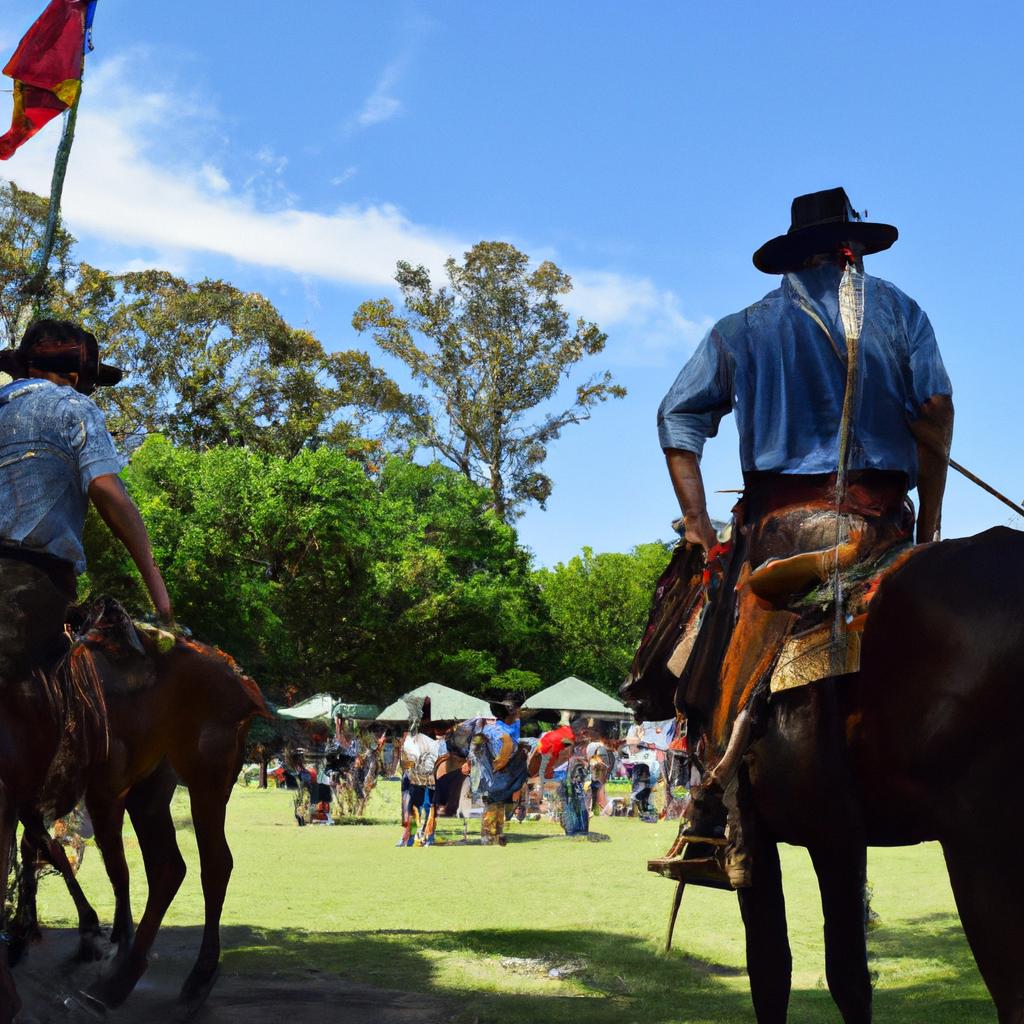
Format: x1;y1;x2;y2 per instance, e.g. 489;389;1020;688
624;526;1024;1024
0;560;109;1024
6;597;270;1019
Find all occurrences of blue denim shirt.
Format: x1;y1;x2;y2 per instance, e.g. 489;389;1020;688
657;266;952;486
0;378;124;573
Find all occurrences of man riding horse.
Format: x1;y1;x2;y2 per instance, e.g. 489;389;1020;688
655;188;954;887
0;319;171;693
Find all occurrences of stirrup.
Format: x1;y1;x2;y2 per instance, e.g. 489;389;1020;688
648;833;734;891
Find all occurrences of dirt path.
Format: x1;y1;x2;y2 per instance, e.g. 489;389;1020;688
13;929;454;1024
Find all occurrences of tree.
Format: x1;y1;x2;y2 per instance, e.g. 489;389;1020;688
0;181;75;343
82;436;554;704
0;183;371;459
536;543;672;694
351;241;626;520
70;266;363;458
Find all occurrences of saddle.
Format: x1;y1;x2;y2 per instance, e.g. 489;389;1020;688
70;596;177;693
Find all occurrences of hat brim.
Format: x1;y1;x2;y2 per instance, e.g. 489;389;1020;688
0;349;25;378
96;362;123;386
752;222;898;274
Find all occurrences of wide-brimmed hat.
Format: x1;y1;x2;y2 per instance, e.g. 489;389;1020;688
0;319;122;393
752;187;898;274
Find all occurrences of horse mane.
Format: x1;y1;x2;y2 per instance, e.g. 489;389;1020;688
177;636;272;720
73;597;271;720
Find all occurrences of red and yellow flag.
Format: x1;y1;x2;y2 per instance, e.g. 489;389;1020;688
0;0;95;160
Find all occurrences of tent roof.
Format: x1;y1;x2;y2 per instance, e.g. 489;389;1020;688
521;676;631;718
332;702;381;721
276;693;336;721
376;682;491;724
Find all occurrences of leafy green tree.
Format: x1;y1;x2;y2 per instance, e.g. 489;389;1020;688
0;183;370;459
351;241;626;520
0;181;75;343
82;437;553;703
535;543;673;694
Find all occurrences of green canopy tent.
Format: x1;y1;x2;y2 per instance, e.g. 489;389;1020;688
277;694;379;722
521;676;632;722
376;682;491;724
276;693;337;721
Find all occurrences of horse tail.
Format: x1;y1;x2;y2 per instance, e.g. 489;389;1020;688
52;643;110;760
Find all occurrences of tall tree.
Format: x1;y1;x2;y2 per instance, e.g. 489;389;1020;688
536;543;672;694
351;241;626;520
0;183;372;459
0;181;75;342
82;437;553;703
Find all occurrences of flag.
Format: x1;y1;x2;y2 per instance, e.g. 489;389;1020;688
0;0;96;160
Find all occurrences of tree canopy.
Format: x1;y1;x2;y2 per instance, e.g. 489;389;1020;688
535;543;672;694
82;437;553;704
351;241;626;520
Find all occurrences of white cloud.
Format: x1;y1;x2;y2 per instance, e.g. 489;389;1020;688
569;270;712;366
1;58;458;288
198;163;230;193
330;166;358;187
0;58;710;366
350;60;405;130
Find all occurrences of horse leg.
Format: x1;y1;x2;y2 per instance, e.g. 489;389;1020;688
0;799;21;1024
943;838;1024;1023
86;791;134;960
737;834;792;1023
178;724;248;1011
807;841;871;1023
178;779;232;1010
85;765;185;1009
8;827;43;966
16;815;104;964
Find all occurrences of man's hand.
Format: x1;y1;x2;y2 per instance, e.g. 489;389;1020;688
683;509;718;551
88;474;174;624
665;448;718;551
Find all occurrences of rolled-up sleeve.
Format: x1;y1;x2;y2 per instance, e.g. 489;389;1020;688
657;327;733;455
904;300;952;415
64;397;125;492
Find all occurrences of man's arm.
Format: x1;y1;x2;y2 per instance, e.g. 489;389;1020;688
88;474;173;623
665;448;718;550
910;394;954;544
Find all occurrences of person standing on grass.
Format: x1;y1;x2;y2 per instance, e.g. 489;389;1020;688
398;699;443;847
474;702;529;846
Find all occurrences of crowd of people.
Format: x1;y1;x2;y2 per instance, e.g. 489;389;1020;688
390;698;691;847
271;697;691;844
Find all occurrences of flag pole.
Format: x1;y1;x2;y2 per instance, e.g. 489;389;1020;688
16;0;96;328
22;89;81;306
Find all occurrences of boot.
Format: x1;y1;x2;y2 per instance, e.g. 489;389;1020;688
680;778;727;840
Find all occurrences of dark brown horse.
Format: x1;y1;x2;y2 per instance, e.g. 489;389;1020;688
624;526;1024;1024
0;560;108;1024
5;597;269;1020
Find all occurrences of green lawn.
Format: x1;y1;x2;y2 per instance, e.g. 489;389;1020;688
35;782;993;1023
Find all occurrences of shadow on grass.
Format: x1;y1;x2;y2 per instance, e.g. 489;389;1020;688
868;913;992;1022
218;916;997;1024
14;914;997;1024
221;924;756;1024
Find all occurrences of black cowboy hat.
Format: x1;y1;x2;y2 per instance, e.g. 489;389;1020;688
0;319;123;393
752;187;898;275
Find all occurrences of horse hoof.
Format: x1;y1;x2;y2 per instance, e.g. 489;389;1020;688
83;976;131;1011
178;964;220;1016
66;991;108;1019
7;937;27;968
75;932;108;964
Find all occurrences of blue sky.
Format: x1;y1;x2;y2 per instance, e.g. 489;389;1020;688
2;0;1022;565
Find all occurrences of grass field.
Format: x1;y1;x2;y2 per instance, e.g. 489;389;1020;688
34;781;993;1023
